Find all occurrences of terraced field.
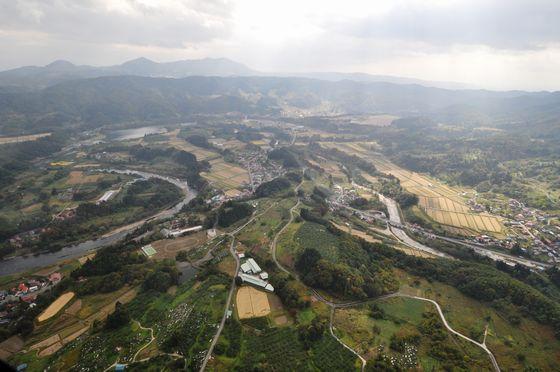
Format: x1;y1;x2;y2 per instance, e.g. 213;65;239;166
201;158;250;194
372;156;504;236
320;142;505;237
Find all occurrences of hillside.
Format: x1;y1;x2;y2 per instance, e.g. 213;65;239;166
0;75;560;134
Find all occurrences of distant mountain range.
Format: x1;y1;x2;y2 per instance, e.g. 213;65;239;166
0;57;476;90
0;57;257;89
1;74;559;136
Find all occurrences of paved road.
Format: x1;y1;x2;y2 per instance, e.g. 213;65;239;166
398;294;500;372
379;195;450;258
270;178;304;275
433;234;550;269
268;177;369;371
0;168;198;275
272;182;500;371
329;307;367;371
200;203;277;371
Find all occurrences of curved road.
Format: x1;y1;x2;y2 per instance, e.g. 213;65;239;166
270;180;500;372
268;177;369;371
199;202;277;371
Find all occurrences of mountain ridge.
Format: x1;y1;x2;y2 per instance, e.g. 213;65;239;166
0;57;501;92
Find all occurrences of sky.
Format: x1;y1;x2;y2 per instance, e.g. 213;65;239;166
0;0;559;91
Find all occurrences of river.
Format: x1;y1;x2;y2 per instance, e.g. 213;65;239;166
0;169;197;276
106;126;168;141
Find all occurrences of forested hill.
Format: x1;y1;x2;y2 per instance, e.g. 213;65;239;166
1;75;559;134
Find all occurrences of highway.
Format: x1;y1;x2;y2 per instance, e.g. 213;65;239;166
377;195;450;258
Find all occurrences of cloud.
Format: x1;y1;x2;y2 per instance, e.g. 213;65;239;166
0;0;559;90
330;0;560;50
0;0;234;48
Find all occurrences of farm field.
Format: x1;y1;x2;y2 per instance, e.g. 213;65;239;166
307;157;347;181
321;141;505;236
0;132;51;144
210;137;247;150
234;326;359;371
13;286;138;365
371;156;505;236
236;286;271;319
163;129;220;161
394;269;560;371
201;157;250;194
333;296;492;370
150;231;208;260
37;292;75;322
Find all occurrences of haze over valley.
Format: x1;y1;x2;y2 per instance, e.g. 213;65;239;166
1;1;560;371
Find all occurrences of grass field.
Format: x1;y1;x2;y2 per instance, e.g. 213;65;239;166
65;171;103;185
333;297;492;370
394;269;560;371
236;286;271;319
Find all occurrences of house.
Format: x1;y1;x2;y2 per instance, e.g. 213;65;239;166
18;283;28;293
141;245;156;257
49;272;62;283
237;252;245;259
207;228;217;238
259;272;269;280
21;294;36;303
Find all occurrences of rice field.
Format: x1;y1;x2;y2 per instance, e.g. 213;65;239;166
37;292;75;322
320;142;505;236
307;157;347;180
372;157;504;236
0;132;51;145
236;286;271;319
201;158;250;192
164;129;220;161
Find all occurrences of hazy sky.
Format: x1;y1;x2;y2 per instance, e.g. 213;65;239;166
1;0;559;91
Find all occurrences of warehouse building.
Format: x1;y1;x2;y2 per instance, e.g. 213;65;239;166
239;273;274;292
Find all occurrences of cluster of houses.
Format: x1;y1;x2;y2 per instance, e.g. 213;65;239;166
503;198;560;263
235;147;285;192
0;273;63;325
237;254;274;292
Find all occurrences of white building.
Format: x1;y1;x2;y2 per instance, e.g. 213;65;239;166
163;225;203;238
240;262;252;274
247;258;262;274
239;273;274;292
